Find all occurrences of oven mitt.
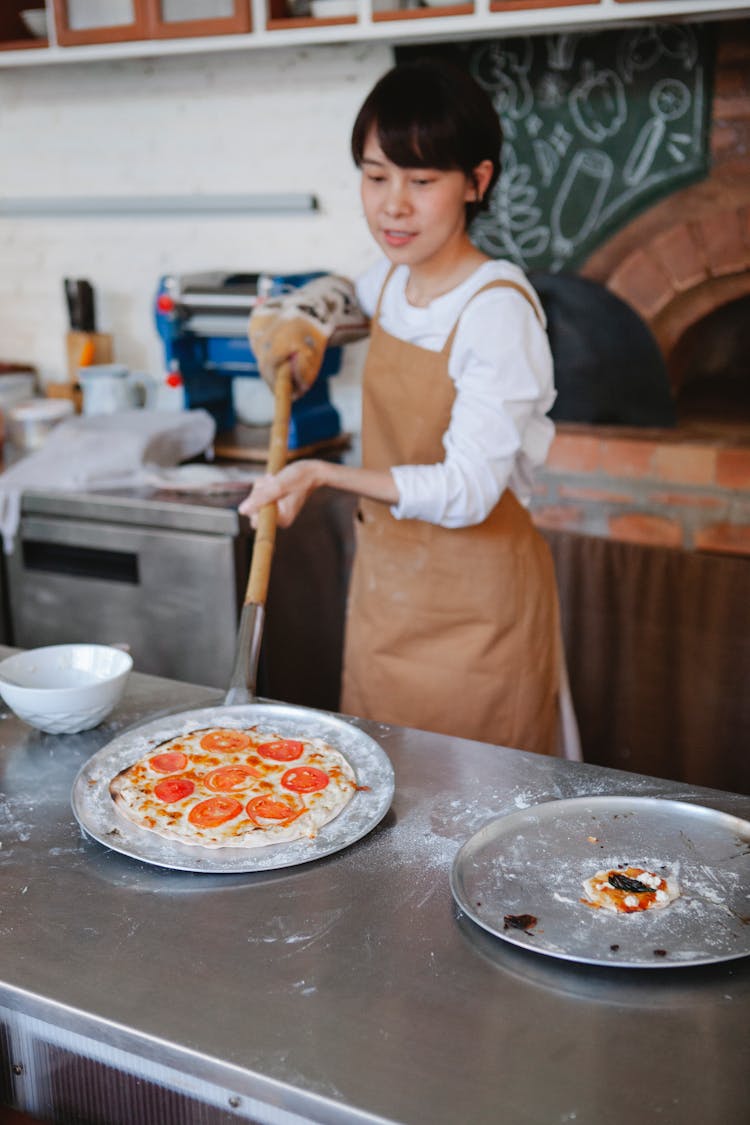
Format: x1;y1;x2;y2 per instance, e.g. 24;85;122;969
248;275;369;398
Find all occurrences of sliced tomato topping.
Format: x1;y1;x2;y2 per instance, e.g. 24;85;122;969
246;795;301;823
205;764;261;791
187;796;242;828
153;777;195;803
281;766;330;793
199;729;252;752
149;750;188;773
257;739;305;762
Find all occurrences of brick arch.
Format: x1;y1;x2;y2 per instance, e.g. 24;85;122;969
576;18;750;392
603;207;750;381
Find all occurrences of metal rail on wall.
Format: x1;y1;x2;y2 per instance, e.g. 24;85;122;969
0;194;318;217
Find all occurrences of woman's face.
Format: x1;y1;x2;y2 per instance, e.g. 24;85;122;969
359;128;483;275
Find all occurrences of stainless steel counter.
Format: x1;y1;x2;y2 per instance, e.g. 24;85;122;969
0;657;748;1125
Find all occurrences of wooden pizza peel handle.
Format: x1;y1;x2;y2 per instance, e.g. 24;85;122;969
225;361;293;705
243;361;293;607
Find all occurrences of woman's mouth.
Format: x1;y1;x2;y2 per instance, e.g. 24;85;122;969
382;229;416;248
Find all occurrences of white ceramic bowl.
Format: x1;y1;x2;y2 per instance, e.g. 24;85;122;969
0;644;133;734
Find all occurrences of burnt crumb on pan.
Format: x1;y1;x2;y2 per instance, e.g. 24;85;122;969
653;949;668;957
504;913;538;933
610;944;620;952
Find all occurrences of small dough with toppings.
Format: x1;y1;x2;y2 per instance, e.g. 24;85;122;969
582;866;680;914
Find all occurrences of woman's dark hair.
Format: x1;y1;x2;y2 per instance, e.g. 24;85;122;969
351;57;502;226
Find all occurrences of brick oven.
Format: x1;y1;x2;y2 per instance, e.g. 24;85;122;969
531;19;750;558
522;19;750;794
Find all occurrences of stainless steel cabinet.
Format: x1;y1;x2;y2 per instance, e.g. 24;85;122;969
4;486;353;707
7;495;247;689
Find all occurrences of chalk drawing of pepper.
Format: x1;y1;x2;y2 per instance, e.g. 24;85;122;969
570;62;627;143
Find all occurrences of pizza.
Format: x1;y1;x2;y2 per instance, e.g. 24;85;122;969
109;726;358;849
582;866;680;914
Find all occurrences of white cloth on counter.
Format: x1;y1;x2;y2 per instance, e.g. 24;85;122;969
0;409;216;554
140;463;260;492
356;257;556;529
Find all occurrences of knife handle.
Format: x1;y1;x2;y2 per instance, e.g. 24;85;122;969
64;278;95;333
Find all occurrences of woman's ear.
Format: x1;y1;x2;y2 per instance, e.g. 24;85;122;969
468;159;495;203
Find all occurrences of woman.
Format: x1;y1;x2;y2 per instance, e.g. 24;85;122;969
241;58;565;756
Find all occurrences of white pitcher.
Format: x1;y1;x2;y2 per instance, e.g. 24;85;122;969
79;365;155;416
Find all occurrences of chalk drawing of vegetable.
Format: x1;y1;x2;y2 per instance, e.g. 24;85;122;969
570;63;627;143
533;139;559;186
659;25;698;69
618;28;663;82
545;33;581;72
550;149;613;260
623;78;691;186
470;39;534;122
473;145;550;266
618;24;698;83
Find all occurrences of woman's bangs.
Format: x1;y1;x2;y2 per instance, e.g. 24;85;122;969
377;113;459;172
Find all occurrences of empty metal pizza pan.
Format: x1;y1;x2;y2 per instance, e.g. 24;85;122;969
450;795;750;968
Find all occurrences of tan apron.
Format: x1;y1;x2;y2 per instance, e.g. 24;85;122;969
341;277;561;756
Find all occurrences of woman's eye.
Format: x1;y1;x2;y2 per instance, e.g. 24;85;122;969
412;177;434;187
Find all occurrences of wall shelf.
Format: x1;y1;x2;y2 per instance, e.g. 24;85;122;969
0;0;748;66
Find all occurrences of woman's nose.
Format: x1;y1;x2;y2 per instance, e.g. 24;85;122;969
384;180;410;215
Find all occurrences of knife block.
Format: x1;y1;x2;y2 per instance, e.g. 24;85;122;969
49;331;114;413
66;331;113;379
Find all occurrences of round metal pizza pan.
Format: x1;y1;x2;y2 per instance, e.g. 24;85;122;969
450;796;750;969
71;702;395;873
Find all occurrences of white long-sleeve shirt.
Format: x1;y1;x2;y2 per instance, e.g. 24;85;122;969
355;257;556;529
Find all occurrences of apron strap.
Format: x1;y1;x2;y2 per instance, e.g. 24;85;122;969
373;265;399;322
441;279;543;357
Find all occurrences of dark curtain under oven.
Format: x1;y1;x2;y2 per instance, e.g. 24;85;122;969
263;491;749;796
544;529;750;795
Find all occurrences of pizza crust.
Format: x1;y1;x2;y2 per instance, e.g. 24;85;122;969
109;727;357;849
582;866;680;914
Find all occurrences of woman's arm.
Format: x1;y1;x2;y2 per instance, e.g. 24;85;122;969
238;460;398;528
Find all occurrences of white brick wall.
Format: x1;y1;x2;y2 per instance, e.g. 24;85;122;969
0;42;394;430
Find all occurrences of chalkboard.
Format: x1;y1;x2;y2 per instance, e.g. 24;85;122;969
398;24;715;272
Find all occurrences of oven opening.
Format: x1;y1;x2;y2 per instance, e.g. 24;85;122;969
668;294;750;427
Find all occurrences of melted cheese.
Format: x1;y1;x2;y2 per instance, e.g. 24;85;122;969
582;866;680;914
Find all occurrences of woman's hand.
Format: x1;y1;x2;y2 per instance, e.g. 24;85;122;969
239;460;399;528
238;460;327;528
